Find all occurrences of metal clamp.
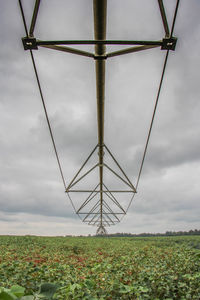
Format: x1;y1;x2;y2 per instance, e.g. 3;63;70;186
22;37;38;50
94;55;107;60
161;37;177;51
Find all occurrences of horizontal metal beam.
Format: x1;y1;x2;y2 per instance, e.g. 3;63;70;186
68;190;134;192
23;38;176;52
78;213;124;215
36;39;163;46
85;220;117;223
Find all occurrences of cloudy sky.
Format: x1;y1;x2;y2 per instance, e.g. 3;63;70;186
0;0;200;236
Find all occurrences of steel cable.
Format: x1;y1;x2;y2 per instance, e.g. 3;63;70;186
19;0;84;222
18;0;67;191
121;0;180;219
122;50;169;217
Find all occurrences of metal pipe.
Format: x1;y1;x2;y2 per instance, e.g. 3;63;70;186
36;39;162;46
66;163;99;190
65;144;98;191
93;0;107;227
68;190;134;192
79;213;124;215
29;0;41;36
104;145;136;191
39;44;94;58
107;45;160;58
76;186;100;213
157;0;170;37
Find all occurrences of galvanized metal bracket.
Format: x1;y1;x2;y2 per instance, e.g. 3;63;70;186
22;37;38;50
161;37;177;51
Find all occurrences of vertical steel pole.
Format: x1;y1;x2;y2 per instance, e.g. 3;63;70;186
93;0;107;227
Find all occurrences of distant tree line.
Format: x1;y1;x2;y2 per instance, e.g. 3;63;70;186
95;229;200;237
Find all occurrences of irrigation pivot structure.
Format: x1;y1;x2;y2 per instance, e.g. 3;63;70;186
19;0;180;235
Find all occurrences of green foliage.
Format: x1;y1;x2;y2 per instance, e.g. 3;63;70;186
0;284;57;300
0;285;25;300
37;283;58;299
0;235;200;299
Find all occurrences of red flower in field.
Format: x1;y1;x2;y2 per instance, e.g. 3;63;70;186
34;260;41;264
33;257;47;264
77;257;85;262
128;271;132;275
24;257;32;262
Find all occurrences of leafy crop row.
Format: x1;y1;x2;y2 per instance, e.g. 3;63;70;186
0;235;200;299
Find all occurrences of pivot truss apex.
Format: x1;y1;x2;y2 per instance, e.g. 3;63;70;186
96;225;107;236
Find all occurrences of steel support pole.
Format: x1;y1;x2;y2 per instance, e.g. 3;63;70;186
93;0;107;228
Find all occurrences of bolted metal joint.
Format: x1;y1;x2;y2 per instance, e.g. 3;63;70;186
22;37;38;50
94;55;107;60
161;37;177;51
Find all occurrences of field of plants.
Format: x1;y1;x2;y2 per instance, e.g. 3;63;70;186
0;235;200;299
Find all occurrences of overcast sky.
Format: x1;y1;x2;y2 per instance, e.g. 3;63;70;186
0;0;200;236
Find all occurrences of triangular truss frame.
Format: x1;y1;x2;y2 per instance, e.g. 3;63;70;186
65;143;136;227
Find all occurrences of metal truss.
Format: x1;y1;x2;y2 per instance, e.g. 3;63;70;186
65;143;136;231
19;0;179;235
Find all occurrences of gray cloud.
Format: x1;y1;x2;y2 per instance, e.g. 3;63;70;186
0;0;200;235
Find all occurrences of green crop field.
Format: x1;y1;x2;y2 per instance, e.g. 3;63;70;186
0;235;200;299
